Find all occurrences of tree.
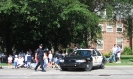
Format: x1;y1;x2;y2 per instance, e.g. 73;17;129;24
61;0;101;47
106;0;133;50
0;0;102;54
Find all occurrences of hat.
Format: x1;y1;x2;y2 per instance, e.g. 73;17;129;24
39;44;43;46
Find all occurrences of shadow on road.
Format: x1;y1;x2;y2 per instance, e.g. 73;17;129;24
60;67;101;72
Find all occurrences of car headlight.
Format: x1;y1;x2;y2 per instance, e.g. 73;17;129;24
60;59;64;63
76;60;86;62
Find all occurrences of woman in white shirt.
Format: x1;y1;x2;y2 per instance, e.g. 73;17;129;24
18;56;24;68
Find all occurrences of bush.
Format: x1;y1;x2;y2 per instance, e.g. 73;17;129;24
104;51;112;58
122;47;133;55
121;55;133;59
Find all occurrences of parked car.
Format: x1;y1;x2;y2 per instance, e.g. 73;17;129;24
59;49;106;71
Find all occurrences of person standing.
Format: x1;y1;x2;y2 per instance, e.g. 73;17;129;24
116;44;121;63
25;51;28;68
8;54;13;69
34;44;46;72
111;44;117;62
43;52;48;68
14;55;18;69
27;51;32;68
48;50;53;67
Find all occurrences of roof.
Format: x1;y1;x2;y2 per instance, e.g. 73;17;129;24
77;48;95;51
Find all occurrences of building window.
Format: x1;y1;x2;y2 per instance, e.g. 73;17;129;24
97;39;104;50
116;23;123;32
116;38;123;48
98;24;104;31
106;23;113;32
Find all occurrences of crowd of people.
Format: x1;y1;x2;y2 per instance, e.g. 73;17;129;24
1;43;122;72
7;51;35;69
34;44;66;72
5;44;67;72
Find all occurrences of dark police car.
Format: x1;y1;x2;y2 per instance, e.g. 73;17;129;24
59;49;106;71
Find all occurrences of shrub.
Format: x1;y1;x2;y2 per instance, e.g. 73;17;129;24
121;55;133;59
122;47;133;55
104;51;112;58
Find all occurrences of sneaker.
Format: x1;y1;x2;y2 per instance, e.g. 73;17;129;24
56;68;61;70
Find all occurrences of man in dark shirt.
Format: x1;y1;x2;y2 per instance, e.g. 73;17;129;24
34;44;46;72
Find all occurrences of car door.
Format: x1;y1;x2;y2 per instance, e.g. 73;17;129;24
95;50;103;65
92;50;98;66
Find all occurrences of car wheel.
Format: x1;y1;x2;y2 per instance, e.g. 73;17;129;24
99;61;105;69
84;61;92;71
61;68;68;71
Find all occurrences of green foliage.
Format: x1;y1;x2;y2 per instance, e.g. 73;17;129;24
107;0;133;50
121;55;133;59
123;47;133;55
0;0;105;54
103;51;112;58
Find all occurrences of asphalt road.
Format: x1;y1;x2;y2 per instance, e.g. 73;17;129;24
0;66;133;79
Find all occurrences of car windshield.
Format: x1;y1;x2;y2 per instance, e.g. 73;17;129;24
70;50;91;57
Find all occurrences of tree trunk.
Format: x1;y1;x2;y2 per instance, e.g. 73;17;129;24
2;22;12;56
127;17;133;51
5;27;12;56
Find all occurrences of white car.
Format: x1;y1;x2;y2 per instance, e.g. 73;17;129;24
60;49;106;71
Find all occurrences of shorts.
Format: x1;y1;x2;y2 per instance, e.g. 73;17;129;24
14;62;17;66
117;53;121;57
8;62;12;64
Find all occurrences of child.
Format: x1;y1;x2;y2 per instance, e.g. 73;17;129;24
14;55;18;69
43;52;48;68
24;51;28;68
8;54;13;69
27;51;31;68
48;50;53;68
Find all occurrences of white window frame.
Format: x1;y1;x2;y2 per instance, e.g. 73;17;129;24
98;24;104;31
96;39;104;50
116;38;123;49
106;23;113;32
116;23;123;32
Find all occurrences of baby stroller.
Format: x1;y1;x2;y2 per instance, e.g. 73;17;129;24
106;54;113;63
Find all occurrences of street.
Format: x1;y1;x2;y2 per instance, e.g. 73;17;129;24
0;66;133;79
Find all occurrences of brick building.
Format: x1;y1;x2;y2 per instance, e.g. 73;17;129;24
96;21;133;53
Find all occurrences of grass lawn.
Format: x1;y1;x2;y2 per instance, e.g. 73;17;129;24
0;63;8;66
105;55;133;66
106;59;133;66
